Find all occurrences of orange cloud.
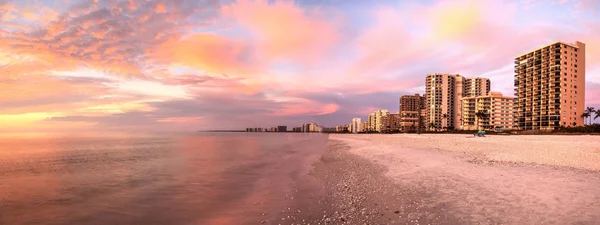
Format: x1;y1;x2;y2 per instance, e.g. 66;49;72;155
272;98;339;116
153;33;262;78
155;3;167;13
222;0;340;63
157;117;202;123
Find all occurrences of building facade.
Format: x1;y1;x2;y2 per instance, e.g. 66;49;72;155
351;118;361;133
381;114;401;133
461;92;515;130
425;74;465;130
360;121;368;133
464;77;491;97
399;94;425;132
425;74;492;131
514;41;585;130
368;110;389;132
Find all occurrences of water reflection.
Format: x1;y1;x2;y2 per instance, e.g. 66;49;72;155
0;133;329;225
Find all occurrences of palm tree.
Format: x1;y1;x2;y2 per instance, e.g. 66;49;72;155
594;110;600;125
584;107;596;125
581;112;591;125
429;123;436;132
475;110;489;130
442;113;448;130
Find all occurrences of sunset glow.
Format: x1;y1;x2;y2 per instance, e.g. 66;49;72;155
1;0;599;132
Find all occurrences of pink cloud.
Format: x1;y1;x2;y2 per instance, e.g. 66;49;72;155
221;0;341;64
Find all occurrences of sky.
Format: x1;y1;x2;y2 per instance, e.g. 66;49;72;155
1;0;600;133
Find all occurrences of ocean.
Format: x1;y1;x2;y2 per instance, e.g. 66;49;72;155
0;132;330;225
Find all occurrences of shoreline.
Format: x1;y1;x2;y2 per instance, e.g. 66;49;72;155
257;133;600;224
286;139;460;225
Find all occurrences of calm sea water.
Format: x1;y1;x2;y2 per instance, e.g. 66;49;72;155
0;132;329;225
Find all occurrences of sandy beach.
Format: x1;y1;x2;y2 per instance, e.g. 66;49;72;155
301;134;600;224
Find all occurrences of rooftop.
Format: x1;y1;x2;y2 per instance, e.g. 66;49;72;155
515;41;581;58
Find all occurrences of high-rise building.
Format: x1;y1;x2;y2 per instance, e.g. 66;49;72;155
368;110;389;132
425;74;465;130
381;114;401;132
464;78;491;97
351;118;361;133
399;94;425;132
514;41;585;130
425;74;492;130
461;92;516;130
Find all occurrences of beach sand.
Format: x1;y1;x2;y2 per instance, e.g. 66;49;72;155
264;134;600;224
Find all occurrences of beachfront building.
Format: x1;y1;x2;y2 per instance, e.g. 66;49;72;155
368;109;389;132
360;121;368;133
464;77;491;97
301;123;320;132
381;114;401;133
292;127;301;132
424;74;465;131
514;41;586;130
461;92;516;130
334;125;348;132
399;94;425;132
309;123;319;132
425;74;492;131
351;118;361;133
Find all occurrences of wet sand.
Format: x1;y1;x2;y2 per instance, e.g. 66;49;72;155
267;134;600;225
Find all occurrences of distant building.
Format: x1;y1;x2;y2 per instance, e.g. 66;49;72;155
292;127;301;132
277;126;287;132
335;125;348;133
399;94;425;132
351;118;361;133
309;123;317;132
301;123;308;132
382;113;401;133
461;92;516;130
360;121;368;132
368;110;389;132
514;41;585;130
300;122;320;132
